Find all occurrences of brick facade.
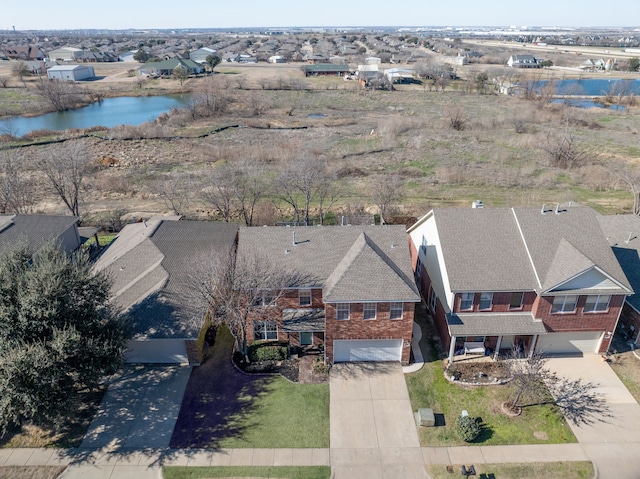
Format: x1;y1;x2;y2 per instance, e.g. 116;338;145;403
324;302;414;364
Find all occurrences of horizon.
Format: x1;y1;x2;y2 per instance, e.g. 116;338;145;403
2;0;640;31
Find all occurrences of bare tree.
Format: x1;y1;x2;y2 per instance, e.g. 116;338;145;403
541;122;585;169
11;61;30;88
34;77;82;112
38;140;93;216
611;162;640;215
444;104;469;131
185;249;312;360
188;75;232;118
316;174;341;225
371;174;404;224
0;76;9;88
154;173;194;216
172;65;188;86
0;149;36;214
200;162;270;225
502;351;609;425
276;152;331;226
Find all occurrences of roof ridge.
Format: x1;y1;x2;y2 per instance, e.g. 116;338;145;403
542;237;594;290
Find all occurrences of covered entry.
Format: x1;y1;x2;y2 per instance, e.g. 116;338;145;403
333;339;403;362
536;331;603;355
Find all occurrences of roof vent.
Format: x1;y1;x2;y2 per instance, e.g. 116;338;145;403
472;200;484;209
625;232;636;244
541;203;546;215
555;203;560;215
292;231;297;246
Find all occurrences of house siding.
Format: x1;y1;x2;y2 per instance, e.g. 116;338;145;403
324;302;414;364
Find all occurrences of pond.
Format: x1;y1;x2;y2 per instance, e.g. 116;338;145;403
0;94;190;138
520;78;640;106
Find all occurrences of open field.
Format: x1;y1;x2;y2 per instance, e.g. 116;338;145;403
1;57;640;224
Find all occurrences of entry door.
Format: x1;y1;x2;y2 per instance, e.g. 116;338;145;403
300;331;313;346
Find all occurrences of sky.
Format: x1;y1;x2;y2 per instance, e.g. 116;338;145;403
2;0;640;31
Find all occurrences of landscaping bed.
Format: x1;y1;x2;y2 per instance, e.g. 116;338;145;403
446;361;511;385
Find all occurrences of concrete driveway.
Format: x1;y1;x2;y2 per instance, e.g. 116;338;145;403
330;362;427;479
546;355;640;479
80;365;192;450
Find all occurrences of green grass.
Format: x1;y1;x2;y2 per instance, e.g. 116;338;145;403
405;318;575;447
426;462;593;479
84;233;117;247
163;466;331;479
218;377;329;448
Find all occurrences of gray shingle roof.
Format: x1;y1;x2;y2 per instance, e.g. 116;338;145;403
237;225;420;303
447;312;547;336
0;214;80;256
432;208;537;292
428;206;631;295
93;219;238;339
597;214;640;311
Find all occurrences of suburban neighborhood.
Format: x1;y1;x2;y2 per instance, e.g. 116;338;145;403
2;12;640;479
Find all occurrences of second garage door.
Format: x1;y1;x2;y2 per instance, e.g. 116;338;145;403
333;339;402;362
536;331;603;355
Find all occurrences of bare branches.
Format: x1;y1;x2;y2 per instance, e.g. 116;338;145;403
153;173;194;216
548;376;611;426
610;161;640;216
541;122;586;169
34;77;83;112
38;140;92;217
0;149;36;214
371;174;404;224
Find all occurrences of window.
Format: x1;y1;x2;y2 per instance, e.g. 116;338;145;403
551;295;578;314
460;292;474;311
509;292;524;310
390;302;404;320
363;302;377;320
252;289;274;307
254;321;278;340
336;303;350;320
479;292;493;310
430;289;437;313
299;289;312;306
584;295;611;313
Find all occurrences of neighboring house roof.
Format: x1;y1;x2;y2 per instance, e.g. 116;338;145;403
237;225;420;303
509;54;539;64
305;64;350;73
143;58;202;73
409;206;632;296
47;64;92;72
93;219;239;340
447;312;547;337
0;214;80;256
597;214;640;312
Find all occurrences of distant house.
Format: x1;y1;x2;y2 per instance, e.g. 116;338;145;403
507;54;541;68
357;64;379;83
189;46;217;64
47;64;95;81
141;58;203;76
384;67;414;84
4;45;45;61
48;46;82;62
304;64;350;77
365;57;381;65
75;51;117;63
93;219;239;364
0;214;81;256
268;55;286;63
23;59;56;75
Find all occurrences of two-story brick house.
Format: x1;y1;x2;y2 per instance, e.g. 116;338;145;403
407;205;632;362
237;225;421;364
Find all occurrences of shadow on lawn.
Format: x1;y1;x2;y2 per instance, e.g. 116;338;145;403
169;325;272;448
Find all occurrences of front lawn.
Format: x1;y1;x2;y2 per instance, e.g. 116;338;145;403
163;466;331;479
426;462;593;479
171;325;329;449
405;315;576;446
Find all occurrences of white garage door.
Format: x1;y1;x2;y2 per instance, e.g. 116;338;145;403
536;332;603;355
333;339;402;362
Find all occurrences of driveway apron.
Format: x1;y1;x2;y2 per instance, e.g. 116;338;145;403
330;362;427;479
80;365;192;450
546;355;640;479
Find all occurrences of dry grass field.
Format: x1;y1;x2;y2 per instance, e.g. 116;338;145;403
1;57;639;224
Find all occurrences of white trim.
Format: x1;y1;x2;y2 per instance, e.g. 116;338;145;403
543;265;632;295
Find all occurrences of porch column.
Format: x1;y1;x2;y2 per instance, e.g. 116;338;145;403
529;334;538;358
448;335;456;363
494;335;502;360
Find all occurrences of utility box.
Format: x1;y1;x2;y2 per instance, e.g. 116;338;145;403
415;408;435;427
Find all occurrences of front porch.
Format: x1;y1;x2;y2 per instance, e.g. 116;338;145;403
282;308;326;353
446;311;547;363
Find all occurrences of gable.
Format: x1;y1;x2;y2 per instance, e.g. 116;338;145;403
547;266;629;294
